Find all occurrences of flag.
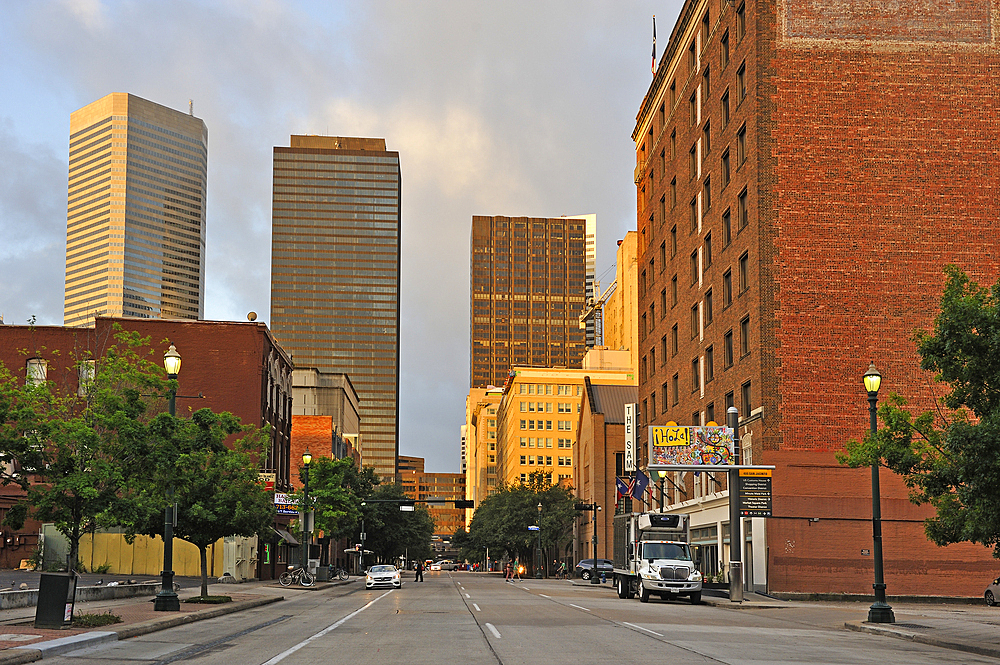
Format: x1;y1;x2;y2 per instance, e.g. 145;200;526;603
616;476;633;499
632;469;650;501
651;15;657;74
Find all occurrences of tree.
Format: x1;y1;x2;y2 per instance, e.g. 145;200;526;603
360;484;434;564
121;409;275;597
840;265;1000;557
289;456;378;544
2;327;167;571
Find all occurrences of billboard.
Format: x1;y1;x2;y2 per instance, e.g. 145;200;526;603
648;424;735;467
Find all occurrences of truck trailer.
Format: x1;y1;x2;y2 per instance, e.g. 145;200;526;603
612;512;702;603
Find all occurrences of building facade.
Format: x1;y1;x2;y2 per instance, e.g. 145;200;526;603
398;456;467;538
470;215;590;389
464;387;503;526
64;93;207;327
270;135;401;480
635;0;1000;595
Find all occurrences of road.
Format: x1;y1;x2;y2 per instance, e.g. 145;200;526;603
42;572;997;664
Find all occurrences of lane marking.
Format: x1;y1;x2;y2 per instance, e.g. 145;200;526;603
473;603;481;611
539;594;550;598
261;591;392;664
485;623;502;639
464;593;471;598
569;603;591;612
623;621;664;637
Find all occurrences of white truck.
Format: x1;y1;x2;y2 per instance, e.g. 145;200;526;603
612;512;702;604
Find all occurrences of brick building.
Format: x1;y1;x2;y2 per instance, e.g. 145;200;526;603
0;318;294;579
635;0;1000;595
398;455;466;538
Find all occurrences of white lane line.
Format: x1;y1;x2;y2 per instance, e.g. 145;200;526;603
261;591;392;664
485;623;502;639
464;593;471;598
623;621;664;637
539;594;550;598
569;603;591;612
473;603;481;611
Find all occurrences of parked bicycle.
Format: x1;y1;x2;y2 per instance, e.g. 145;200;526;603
330;566;349;581
279;565;315;587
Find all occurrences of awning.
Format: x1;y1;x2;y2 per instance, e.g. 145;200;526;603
272;528;299;546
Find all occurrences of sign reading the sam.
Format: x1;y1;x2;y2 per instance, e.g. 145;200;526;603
648;423;735;466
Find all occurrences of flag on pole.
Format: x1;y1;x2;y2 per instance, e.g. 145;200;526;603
632;469;650;502
616;476;633;499
651;15;657;74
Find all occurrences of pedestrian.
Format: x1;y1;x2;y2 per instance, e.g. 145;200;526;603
504;562;512;581
415;560;424;582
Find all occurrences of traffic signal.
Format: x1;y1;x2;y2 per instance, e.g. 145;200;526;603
575;503;596;511
454;500;475;509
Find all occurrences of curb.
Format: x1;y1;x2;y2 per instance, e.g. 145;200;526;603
0;595;283;664
844;620;1000;660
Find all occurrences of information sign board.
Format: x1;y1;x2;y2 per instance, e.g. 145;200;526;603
738;469;772;517
273;492;298;516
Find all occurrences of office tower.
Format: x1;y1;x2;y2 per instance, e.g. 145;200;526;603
63;93;207;327
637;0;998;596
470;215;590;389
558;215;597;348
270;136;401;480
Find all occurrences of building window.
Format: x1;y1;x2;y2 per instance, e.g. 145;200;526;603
670;178;677;208
640;270;646;297
78;360;95;396
690;250;698;284
702;178;711;214
706;402;716;423
705;288;714;325
671;275;678;306
723;269;733;307
693;411;702;427
702;66;711;98
662;384;669;412
690;198;698;233
737;124;747;165
725;390;735;413
649;302;656;329
740;315;751;357
660;241;667;268
670;80;676;108
724;330;734;367
737;61;746;103
689;145;698;179
521;456;527;465
26;358;47;386
640;356;647;383
721;149;730;188
721;30;730;68
690;92;698;126
721;89;730;129
738;188;749;230
704;233;713;269
641;313;647;340
741;380;752;416
661;334;668;360
722;208;732;247
659;149;665;178
690;303;699;338
689;38;698;70
659;197;666;226
672;374;680;405
737;2;746;41
739;251;750;293
705;346;714;382
702;122;711;155
692;357;701;391
671;324;679;356
659;103;665;131
660;288;667;316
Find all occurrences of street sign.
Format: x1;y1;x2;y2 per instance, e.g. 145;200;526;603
861;549;871;556
738;469;772;517
273;493;297;516
527;525;540;531
400;505;414;512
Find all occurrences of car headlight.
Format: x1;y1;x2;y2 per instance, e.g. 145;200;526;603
689;571;702;581
640;571;658;579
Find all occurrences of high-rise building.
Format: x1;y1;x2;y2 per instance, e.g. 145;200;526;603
470;215;590;389
270;135;401;480
636;0;999;596
63;93;207;327
558;215;597;348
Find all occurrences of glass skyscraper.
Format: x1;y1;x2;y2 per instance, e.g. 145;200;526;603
270;136;401;480
63;93;207;327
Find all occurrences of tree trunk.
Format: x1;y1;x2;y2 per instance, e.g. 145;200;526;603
70;523;80;574
200;545;209;598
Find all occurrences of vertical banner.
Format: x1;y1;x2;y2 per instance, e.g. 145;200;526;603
624;403;636;472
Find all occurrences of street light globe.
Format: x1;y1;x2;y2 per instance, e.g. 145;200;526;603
302;451;312;466
863;361;882;396
658;470;668;479
537;502;542;512
163;344;181;376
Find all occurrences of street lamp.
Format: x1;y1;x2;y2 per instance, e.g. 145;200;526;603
590;504;602;585
154;344;181;611
536;502;543;579
302;451;312;570
864;362;894;624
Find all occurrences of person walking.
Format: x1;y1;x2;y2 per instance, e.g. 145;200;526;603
415;560;424;582
504;561;512;581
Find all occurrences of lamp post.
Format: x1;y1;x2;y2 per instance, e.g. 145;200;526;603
864;362;895;623
154;344;181;612
590;504;602;584
658;470;667;510
301;451;312;569
535;502;543;579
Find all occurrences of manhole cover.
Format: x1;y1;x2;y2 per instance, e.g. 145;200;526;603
891;623;931;630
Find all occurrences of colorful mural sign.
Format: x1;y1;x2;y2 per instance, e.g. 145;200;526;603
648;424;735;466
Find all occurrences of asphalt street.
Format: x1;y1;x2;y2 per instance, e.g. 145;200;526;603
35;572;1000;664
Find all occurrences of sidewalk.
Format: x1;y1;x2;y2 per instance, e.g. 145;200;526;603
0;577;349;663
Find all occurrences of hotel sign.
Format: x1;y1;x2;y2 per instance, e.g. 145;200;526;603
624;403;636;472
648;424;735;467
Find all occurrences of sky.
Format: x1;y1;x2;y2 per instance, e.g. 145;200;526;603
0;0;684;473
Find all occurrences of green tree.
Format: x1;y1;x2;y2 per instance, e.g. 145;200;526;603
840;265;1000;557
2;327;166;571
289;456;378;543
121;409;275;597
361;484;434;565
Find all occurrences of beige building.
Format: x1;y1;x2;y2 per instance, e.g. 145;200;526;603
464;387;503;526
495;365;635;488
602;231;639;373
64;93;207;327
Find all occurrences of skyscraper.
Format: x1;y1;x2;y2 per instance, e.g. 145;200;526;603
63;93;207;327
470;215;591;389
270;135;401;480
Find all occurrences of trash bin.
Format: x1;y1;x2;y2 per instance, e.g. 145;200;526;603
35;572;78;629
315;565;330;582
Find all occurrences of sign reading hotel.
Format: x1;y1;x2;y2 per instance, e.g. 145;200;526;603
738;469;772;517
273;493;298;516
624;403;637;472
648;423;735;467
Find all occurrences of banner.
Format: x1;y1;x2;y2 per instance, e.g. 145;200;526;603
624;403;637;472
648;424;735;467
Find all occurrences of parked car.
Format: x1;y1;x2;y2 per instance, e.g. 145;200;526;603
575;558;613;580
985;577;1000;606
431;560;457;571
366;564;402;589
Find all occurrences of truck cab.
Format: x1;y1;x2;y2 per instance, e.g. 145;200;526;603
613;512;702;604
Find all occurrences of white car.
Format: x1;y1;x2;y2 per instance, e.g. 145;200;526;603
432;560;457;571
985;577;1000;606
366;564;402;589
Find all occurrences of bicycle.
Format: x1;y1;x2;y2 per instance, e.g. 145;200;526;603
330;566;349;581
279;565;315;587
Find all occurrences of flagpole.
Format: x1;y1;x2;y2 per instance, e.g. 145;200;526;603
651;15;657;75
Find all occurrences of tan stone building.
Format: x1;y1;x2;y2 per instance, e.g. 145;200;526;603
601;231;639;374
464;387;503;526
64;93;208;327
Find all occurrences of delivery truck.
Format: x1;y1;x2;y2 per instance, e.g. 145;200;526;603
612;512;702;603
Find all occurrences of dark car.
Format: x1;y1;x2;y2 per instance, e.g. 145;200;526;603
575;558;613;580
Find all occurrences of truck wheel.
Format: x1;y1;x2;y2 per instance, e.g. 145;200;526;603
690;591;701;604
626;579;635;599
638;582;650;603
